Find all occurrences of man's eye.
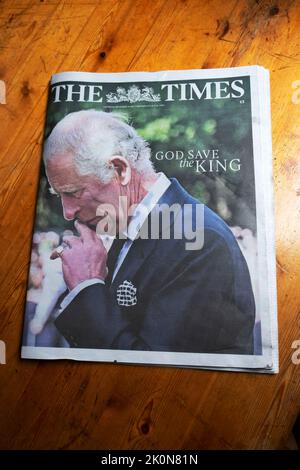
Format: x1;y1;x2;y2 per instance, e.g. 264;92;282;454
64;190;82;198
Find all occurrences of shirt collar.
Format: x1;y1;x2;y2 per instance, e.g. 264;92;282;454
126;172;171;241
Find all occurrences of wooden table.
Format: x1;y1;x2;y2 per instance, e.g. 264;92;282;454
0;0;299;450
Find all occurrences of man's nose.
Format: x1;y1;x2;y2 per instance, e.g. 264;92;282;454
61;196;79;220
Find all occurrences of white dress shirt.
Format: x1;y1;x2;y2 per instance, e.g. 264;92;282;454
59;173;171;312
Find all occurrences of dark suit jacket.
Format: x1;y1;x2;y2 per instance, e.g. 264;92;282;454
55;179;255;354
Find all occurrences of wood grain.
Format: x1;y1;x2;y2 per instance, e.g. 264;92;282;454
0;0;299;450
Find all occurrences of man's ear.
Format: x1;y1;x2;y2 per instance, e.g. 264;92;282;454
110;156;131;186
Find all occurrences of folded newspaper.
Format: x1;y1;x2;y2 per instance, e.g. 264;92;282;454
21;66;278;373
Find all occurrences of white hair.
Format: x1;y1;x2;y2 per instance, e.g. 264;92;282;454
43;110;155;183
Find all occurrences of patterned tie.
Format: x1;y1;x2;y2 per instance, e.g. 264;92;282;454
106;237;127;284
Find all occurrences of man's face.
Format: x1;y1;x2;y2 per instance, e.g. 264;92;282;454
46;153;128;234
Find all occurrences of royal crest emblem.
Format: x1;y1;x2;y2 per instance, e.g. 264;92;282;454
106;85;161;103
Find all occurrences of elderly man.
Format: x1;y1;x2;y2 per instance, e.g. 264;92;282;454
44;110;255;354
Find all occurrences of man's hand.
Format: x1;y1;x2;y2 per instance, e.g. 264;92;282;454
50;221;107;290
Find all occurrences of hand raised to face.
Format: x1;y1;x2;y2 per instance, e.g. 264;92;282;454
51;220;108;290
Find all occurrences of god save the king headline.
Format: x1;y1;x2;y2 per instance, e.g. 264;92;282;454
50;79;246;103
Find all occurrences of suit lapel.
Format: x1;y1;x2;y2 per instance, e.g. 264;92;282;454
110;178;189;288
110;237;158;287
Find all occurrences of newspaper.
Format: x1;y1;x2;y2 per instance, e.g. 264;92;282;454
21;66;278;373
